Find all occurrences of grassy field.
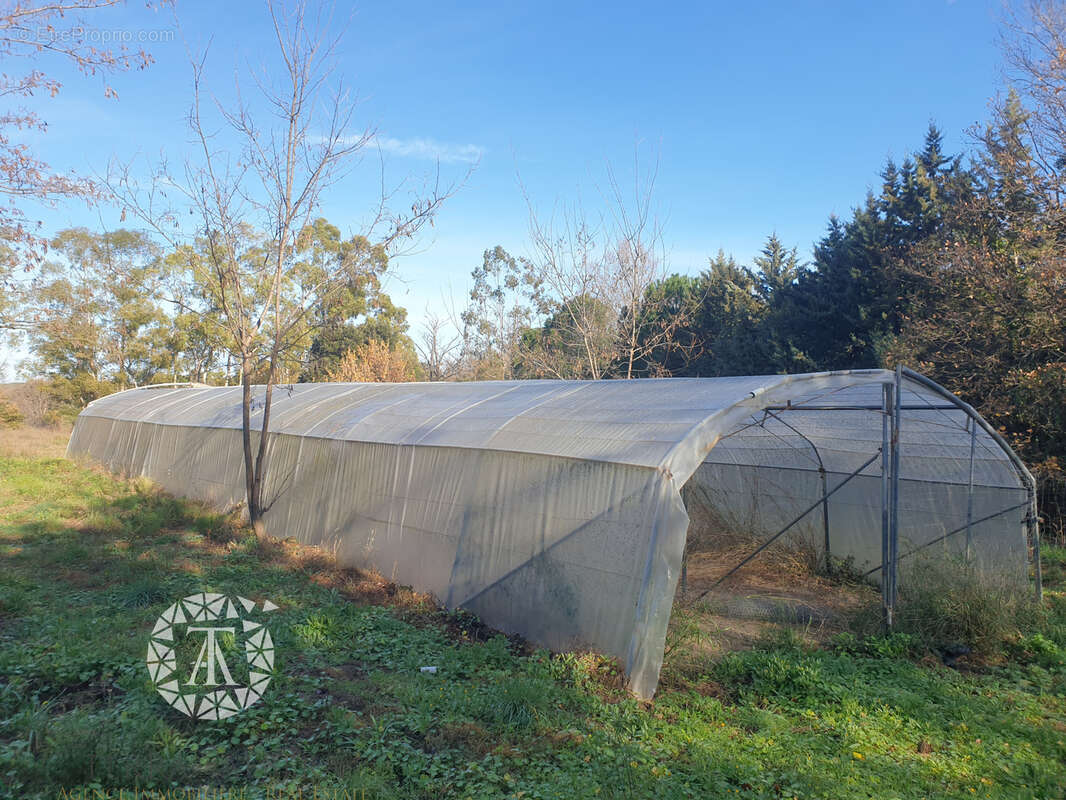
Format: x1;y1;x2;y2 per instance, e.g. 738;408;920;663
0;427;1064;799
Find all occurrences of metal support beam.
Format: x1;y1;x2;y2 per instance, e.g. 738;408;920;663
881;382;893;629
763;404;958;412
888;364;903;624
820;466;831;575
1030;500;1043;603
865;500;1031;577
761;408;832;573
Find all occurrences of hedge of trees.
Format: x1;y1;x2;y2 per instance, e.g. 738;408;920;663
451;119;1065;539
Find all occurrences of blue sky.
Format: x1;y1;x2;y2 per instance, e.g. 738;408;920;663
6;0;1009;376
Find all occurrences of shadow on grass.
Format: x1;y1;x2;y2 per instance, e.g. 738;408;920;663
0;456;1064;799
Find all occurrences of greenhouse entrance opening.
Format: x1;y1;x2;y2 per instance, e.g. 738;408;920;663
672;367;1040;657
67;367;1040;698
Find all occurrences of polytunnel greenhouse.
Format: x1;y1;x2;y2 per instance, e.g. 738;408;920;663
67;367;1041;698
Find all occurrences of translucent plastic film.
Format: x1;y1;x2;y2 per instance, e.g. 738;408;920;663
67;370;1033;696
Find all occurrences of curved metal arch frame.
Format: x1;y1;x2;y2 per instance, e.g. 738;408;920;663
674;366;1042;606
899;368;1041;601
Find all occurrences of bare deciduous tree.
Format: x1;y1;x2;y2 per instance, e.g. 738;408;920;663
520;151;694;379
0;0;167;278
110;0;457;532
605;155;692;379
1001;0;1066;214
416;309;462;381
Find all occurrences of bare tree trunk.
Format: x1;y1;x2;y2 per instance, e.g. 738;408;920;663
240;351;256;528
249;345;280;535
627;328;637;380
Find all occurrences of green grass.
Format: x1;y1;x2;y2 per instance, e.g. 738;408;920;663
0;448;1065;799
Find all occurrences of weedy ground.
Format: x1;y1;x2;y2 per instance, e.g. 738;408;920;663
0;426;1064;799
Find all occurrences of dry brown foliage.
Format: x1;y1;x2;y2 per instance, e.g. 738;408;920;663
326;339;416;383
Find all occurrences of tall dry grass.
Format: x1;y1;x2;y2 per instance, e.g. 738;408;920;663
849;552;1040;655
0;424;72;459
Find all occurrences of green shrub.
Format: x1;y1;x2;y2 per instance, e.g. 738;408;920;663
471;673;553;730
1041;544;1066;586
43;374;119;417
714;648;839;706
1009;632;1066;669
0;396;23;429
111;576;170;609
41;408;69;428
0;580;32;617
831;631;918;659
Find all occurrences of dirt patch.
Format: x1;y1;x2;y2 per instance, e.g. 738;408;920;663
322;682;370;711
173;558;202;574
690;679;731;701
294;663;375;713
251;534;438;615
662;539;879;682
429;607;533;656
47;679;123;712
683;545;869;608
678;542;874;623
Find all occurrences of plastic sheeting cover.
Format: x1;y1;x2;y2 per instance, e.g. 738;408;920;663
66;369;1032;697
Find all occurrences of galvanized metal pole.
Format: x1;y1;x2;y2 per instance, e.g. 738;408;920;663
881;381;893;629
889;364;903;617
820;466;831;575
1030;491;1043;603
965;419;977;563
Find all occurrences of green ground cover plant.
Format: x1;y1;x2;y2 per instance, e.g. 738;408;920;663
0;439;1063;799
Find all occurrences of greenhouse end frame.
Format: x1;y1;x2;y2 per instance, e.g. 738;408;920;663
692;366;1041;626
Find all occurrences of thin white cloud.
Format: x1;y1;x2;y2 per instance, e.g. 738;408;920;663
374;135;483;164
